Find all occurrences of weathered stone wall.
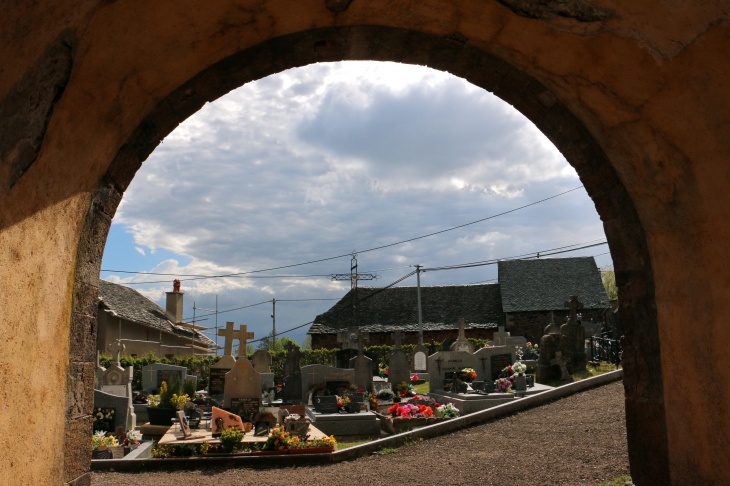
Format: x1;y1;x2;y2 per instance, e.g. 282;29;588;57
1;1;729;485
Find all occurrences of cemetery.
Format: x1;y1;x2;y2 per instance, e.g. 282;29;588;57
90;297;622;466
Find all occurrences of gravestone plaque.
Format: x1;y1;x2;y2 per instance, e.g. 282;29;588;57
490;354;512;380
313;395;339;414
230;397;261;421
474;346;517;383
413;351;427;372
209;368;227;396
101;385;127;397
223;357;262;407
157;370;183;389
427;351;478;392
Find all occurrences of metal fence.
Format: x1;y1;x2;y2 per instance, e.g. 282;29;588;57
588;336;622;366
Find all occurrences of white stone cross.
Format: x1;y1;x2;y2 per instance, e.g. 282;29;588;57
238;325;254;354
218;322;241;356
491;326;511;346
108;339;125;366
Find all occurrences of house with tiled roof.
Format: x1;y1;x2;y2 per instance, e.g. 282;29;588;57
307;256;610;348
97;281;218;358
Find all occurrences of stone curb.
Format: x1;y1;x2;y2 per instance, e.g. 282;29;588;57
91;369;623;472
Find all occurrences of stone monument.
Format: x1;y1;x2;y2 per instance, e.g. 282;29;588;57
209;322;253;401
388;330;410;387
95;339;136;431
281;342;303;403
223;353;262;408
251;349;275;391
450;318;475;353
349;329;373;392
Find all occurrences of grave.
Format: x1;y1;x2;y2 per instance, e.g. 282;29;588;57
474;345;517;382
387;330;410;388
427;350;479;393
281;342;303;403
488;326;528;349
410;343;429;374
301;364;355;403
223;354;262;409
141;363;195;394
95;339;135;431
348;330;373;392
559;296;588;372
305;408;381;437
209;322;254;402
251;349;275;392
450;318;475;353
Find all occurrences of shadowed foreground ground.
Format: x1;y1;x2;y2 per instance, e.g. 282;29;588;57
92;381;629;486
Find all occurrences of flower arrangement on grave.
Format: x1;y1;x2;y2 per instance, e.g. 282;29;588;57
337;395;351;411
147;381;190;410
220;428;245;453
363;390;378;408
376;388;395;402
92;408;115;433
436;403;460;418
494;377;513;393
397;381;416;398
263;426;295;451
461;368;477;381
379;365;389;378
411;373;419;381
121;430;141;451
287;435;337;450
512;361;527;377
387;402;433;419
91;430;119;451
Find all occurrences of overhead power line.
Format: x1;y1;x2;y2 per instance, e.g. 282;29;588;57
101;186;585;283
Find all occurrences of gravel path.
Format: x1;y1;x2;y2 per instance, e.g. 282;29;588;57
92;382;629;486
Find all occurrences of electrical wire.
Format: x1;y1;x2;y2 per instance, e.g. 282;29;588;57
101;186;584;282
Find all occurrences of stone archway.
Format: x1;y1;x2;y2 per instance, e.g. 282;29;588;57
2;2;729;485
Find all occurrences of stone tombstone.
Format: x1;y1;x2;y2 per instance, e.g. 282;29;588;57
388;330;410;388
559;295;587;373
427;350;478;392
410;344;429;372
450;318;475;353
97;340;136;431
223;356;262;407
536;333;562;383
474;345;517;382
313;395;339;414
441;338;456;352
210;322;254;399
251;349;273;373
230;397;261;422
282;371;302;403
300;364;355;403
337;326;367;350
283;342;302;378
582;319;602;338
350;331;373;392
488;326;528;349
141;363;189;393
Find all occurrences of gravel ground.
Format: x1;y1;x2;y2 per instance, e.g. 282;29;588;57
92;382;629;486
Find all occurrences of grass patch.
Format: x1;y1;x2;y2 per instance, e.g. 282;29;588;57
375;447;399;455
548;362;620;387
413;382;429;394
337;440;371;450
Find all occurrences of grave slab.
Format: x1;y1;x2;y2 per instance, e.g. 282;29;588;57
427;351;479;392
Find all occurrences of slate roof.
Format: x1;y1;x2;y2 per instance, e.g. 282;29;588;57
308;284;505;334
498;257;610;312
98;280;216;347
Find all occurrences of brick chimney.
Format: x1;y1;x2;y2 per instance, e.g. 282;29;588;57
165;280;183;323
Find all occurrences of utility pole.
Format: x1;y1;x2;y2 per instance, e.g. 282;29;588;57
271;298;276;349
416;264;423;344
215;295;218;356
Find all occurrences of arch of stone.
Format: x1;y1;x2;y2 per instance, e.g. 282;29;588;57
1;1;728;485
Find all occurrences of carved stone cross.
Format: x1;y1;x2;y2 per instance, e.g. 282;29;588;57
455;318;468;340
564;295;583;326
337;326;365;350
550;351;572;380
491;326;510;346
108;339;125;366
356;332;368;357
238;325;255;354
218;322;241;356
391;330;404;350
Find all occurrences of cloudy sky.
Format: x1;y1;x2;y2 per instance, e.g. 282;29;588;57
101;61;611;349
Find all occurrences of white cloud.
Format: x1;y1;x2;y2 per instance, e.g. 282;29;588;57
134;247;146;256
104;61;610;344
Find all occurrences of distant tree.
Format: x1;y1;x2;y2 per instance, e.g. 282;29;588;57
246;343;255;355
256;333;295;352
301;335;312;351
600;264;618;300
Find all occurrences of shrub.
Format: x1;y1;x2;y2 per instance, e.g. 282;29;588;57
220;428;244;453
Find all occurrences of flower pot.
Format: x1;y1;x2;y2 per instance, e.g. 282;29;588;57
289;446;334;454
146;407;178;426
514;375;527;391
